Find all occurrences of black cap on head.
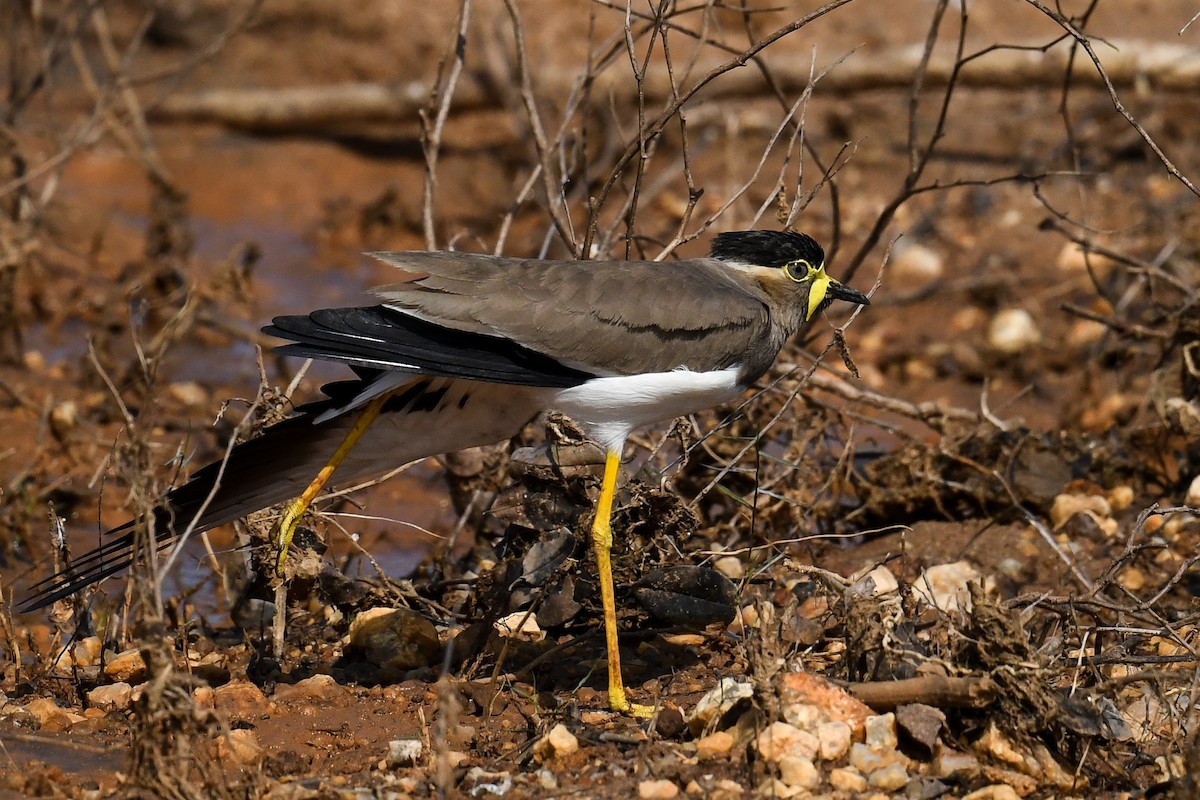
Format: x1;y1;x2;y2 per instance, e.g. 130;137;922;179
710;230;824;269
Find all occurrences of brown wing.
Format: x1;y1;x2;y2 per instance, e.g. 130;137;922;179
368;252;774;376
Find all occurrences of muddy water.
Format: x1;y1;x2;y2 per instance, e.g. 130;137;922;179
15;140;453;614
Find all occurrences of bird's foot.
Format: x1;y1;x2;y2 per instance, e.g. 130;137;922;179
609;687;655;719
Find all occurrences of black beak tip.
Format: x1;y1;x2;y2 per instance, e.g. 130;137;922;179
831;282;871;307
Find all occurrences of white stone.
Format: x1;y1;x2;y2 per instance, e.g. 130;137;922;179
493;611;545;642
537;723;579;759
756;721;819;762
828;767;867;792
987;308;1040;354
912;562;980;613
638;779;679;799
868;762;908;791
688;678;754;734
778;754;819;789
892;242;944;288
1186;475;1200;508
963;786;1021;800
86;682;132;712
387;738;424;767
817;720;852;761
713;555;745;580
848;565;898;597
864;713;898;749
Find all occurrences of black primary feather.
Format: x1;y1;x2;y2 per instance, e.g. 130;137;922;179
264;306;595;388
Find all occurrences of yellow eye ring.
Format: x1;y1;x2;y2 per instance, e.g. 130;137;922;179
782;260;813;283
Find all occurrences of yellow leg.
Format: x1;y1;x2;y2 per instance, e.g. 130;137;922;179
275;393;390;574
591;450;652;717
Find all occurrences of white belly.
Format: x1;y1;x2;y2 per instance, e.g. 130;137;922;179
551;366;744;453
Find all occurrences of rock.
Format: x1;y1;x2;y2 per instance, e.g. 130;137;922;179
86;683;132;712
534;723;579;760
864;713;898;749
273;673;345;703
781;702;823;732
168;381;208;407
987;308;1040;354
1055;242;1116;277
1050;493;1112;528
828;767;867;792
688;677;753;734
387;738;424;767
213;680;267;722
755;778;802;798
464;767;513;796
913;562;979;613
778;755;819;789
710;779;745;800
868;762;908;791
73;637;103;668
104;648;148;683
347;606;441;670
638;779;679;799
49;401;77;435
1186;475;1200;507
976;723;1036;772
779;672;872;736
695;730;735;760
216;729;263;764
848;742;900;775
494;611;545;642
891;242;944;289
1119;566;1146;591
817;720;852;761
756;722;818;763
963;786;1021;800
848;565;898;597
895;703;945;750
1108;485;1135;511
713;555;745;581
23;697;70;727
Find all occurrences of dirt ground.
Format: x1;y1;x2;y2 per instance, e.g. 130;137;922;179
2;1;1200;798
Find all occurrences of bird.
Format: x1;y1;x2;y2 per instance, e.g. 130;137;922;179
20;229;869;716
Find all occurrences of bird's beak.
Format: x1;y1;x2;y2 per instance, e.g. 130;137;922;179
828;281;870;307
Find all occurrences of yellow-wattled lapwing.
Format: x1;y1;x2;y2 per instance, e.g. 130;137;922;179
21;229;869;716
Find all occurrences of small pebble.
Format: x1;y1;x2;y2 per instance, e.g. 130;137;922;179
849;743;886;774
829;767;868;792
387;738;423;767
817;720;852;761
963;786;1021;800
713;555;745;580
868;762;908;791
688;678;753;734
536;723;579;759
695;730;735;760
86;683;132;712
1186;475;1200;508
987;308;1040;354
778;755;819;789
891;242;944;288
756;721;818;762
638;779;679;799
864;713;898;749
913;562;979;613
848;565;898;597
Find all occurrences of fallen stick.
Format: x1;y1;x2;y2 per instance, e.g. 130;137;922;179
845;674;997;710
147;40;1200;133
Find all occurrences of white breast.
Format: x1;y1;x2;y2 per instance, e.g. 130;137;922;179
550;366;744;453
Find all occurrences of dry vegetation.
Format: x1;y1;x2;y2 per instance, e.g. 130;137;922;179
1;1;1200;798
